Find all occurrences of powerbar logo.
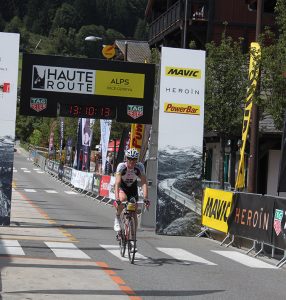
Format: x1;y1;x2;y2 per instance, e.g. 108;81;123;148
165;67;201;79
164;103;200;115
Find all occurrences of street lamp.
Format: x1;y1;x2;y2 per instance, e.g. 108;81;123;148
84;36;103;42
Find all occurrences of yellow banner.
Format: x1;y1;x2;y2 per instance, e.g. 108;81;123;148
130;123;145;151
235;42;261;189
164;103;200;115
95;70;145;98
202;188;234;233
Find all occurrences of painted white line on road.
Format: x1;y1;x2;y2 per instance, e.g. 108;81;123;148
23;170;31;173
64;191;78;195
45;190;58;194
24;189;36;193
157;248;217;266
20;168;27;170
212;251;277;269
33;168;40;171
100;244;148;262
37;171;44;174
0;240;25;256
13;170;17;172
45;242;90;259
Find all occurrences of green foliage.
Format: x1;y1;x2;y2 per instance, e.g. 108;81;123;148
205;34;248;138
258;0;286;129
29;129;42;145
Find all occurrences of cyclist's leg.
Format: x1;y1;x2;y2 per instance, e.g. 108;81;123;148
114;188;127;231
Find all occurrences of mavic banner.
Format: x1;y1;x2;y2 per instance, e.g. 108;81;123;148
202;188;233;233
156;47;205;236
0;32;19;225
235;43;261;189
272;197;286;250
228;193;274;244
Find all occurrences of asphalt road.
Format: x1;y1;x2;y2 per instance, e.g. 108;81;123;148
5;148;286;299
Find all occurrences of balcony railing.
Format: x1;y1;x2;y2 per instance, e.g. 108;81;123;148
148;0;208;45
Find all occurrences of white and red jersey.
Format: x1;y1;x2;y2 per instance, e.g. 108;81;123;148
116;162;145;187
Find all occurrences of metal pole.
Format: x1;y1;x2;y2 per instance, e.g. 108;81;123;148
248;0;263;193
124;41;128;61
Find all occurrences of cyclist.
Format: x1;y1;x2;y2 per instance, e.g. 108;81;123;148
114;148;149;232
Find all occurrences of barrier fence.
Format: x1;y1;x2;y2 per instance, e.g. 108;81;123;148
200;187;286;267
32;151;142;206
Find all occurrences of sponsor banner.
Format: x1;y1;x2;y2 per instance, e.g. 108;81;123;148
53;162;59;173
156;47;205;236
48;121;57;159
0;32;19;225
59;117;64;160
202;188;234;233
228;193;274;244
164;103;200;115
46;160;54;171
92;174;101;194
95;71;144;98
58;162;64;180
272;197;286;249
108;176;116;200
100;120;112;174
65;137;73;166
130;123;144;152
63;167;72;182
20;54;155;124
99;175;111;197
71;169;93;190
235;43;261;189
115;128;129;168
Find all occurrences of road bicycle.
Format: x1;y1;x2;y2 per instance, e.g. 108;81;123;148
118;198;148;264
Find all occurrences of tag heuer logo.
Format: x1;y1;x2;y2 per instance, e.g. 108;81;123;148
30;97;47;112
127;105;143;119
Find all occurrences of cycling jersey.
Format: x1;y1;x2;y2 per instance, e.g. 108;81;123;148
116;162;145;201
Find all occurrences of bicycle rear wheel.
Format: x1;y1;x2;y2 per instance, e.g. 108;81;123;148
127;216;136;264
119;229;126;257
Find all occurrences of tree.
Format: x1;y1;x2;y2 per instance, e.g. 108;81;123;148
205;32;248;188
50;3;81;34
258;0;286;129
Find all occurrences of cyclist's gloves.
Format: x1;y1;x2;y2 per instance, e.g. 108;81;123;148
144;199;150;209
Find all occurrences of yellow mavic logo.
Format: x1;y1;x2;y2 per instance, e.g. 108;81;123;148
165;67;201;79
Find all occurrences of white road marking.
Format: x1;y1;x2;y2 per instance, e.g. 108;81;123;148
23;170;31;173
212;250;278;269
33;168;40;171
45;190;58;194
20;168;27;170
100;244;148;262
0;240;25;256
37;171;44;174
13;170;17;172
24;189;36;193
157;248;217;266
64;191;78;195
45;242;90;259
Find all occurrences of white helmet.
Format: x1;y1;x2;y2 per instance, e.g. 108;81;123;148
125;148;139;159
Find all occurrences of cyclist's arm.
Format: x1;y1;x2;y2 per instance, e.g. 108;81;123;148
115;172;122;200
139;174;148;199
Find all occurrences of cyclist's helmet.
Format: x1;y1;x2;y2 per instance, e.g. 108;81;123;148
125;148;139;159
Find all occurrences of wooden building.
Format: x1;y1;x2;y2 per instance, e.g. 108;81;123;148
145;0;275;50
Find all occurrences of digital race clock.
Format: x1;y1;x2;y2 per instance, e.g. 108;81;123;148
59;104;116;119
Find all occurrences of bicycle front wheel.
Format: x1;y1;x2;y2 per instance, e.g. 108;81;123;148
127;216;137;264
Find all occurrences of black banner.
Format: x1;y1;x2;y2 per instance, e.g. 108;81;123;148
63;167;72;182
278;113;286;193
272;197;286;249
228;192;274;244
